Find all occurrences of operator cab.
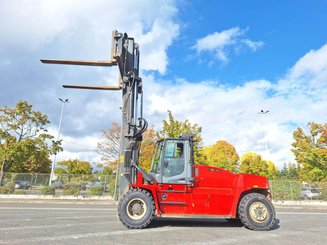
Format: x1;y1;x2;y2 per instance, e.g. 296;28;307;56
150;134;194;184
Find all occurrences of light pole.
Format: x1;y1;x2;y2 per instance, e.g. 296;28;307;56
49;98;69;185
258;110;270;158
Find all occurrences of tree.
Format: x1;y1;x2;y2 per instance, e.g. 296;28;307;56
279;162;299;179
55;159;93;175
139;127;157;173
266;160;279;180
200;140;239;172
239;152;267;176
98;123;157;174
291;122;327;181
0;101;61;184
97;122;120;171
157;110;203;162
239;152;278;179
101;163;115;175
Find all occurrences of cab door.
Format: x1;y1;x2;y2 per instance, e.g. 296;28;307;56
156;140;193;215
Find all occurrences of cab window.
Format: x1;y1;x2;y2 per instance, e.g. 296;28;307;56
162;141;185;178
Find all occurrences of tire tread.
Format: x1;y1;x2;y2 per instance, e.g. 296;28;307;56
238;193;275;231
118;188;155;229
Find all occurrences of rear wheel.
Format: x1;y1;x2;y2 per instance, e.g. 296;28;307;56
238;193;275;231
118;189;155;229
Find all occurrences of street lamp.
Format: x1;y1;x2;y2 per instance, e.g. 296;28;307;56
49;98;69;185
258;110;270;157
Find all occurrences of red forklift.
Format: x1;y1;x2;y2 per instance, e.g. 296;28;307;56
42;30;275;231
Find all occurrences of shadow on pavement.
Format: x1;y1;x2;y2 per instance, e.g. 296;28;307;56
271;218;280;230
149;217;281;231
150;218;243;229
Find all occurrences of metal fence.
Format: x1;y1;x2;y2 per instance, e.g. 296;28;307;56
0;172;117;197
270;180;327;201
1;172;326;201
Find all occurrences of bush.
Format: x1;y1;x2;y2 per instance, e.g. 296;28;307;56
15;190;26;195
108;177;117;196
0;182;15;194
63;183;80;196
0;186;9;194
6;182;15;194
42;186;55;195
316;182;327;201
90;185;104;196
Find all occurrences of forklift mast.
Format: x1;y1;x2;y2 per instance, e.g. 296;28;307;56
41;30;146;196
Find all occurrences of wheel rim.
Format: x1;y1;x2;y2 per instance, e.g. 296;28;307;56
126;198;147;220
249;202;268;223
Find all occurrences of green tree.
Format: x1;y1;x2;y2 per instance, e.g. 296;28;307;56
288;163;300;179
200;140;239;172
266;160;279;180
279;162;299;179
240;152;267;176
279;163;289;179
0;101;61;184
139;127;157;173
157;110;203;162
291;122;327;181
101;163;115;175
55;159;93;175
239;152;278;179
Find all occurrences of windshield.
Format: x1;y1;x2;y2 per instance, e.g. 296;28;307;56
150;141;163;173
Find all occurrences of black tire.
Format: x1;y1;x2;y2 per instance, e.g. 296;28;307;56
238;193;275;231
118;188;155;229
303;195;309;200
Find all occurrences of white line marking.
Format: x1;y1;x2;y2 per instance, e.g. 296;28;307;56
0;215;116;222
0;221;111;232
278;212;327;215
0;207;116;211
0;226;186;243
0;224;74;231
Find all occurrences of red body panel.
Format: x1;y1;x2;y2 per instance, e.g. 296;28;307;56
131;165;270;218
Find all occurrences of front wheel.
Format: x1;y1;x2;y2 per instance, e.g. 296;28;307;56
238;193;275;231
118;189;155;229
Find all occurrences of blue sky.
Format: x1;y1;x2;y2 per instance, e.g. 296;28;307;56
168;1;327;83
1;0;327;169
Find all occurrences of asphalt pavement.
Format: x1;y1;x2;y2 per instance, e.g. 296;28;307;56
0;199;326;245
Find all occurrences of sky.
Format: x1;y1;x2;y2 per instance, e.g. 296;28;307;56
1;0;327;169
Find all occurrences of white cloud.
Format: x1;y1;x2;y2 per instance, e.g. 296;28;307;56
46;127;100;163
193;27;244;52
277;43;327;95
193;27;263;63
143;44;327;169
241;39;264;52
0;0;180;166
0;0;179;73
